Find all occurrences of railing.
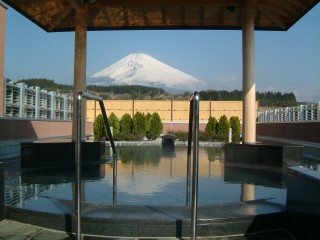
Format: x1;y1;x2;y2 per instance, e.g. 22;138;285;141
76;91;117;240
4;80;73;120
258;102;320;122
186;92;200;240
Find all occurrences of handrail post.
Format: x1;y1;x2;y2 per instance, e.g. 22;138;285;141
76;91;118;239
186;96;194;206
98;101;117;204
76;93;83;240
191;92;200;240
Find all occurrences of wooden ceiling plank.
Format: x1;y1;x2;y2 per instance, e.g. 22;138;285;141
281;0;306;8
47;8;74;31
182;6;186;26
256;10;262;27
200;6;205;26
220;6;225;26
258;3;295;19
123;7;129;25
257;6;287;30
143;7;149;25
103;7;111;23
162;6;168;25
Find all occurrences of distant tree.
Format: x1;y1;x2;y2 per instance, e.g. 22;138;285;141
205;116;218;141
99;93;109;100
229;116;241;142
146;112;163;140
17;78;73;92
93;114;106;141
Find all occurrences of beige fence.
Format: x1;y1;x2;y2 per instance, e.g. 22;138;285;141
87;100;258;123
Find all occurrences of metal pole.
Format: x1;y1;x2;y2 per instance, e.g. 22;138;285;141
76;93;82;240
77;91;118;223
113;153;117;204
191;92;200;240
98;101;117;204
186;96;194;206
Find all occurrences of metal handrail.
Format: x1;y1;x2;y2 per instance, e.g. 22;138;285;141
186;91;200;240
76;91;117;240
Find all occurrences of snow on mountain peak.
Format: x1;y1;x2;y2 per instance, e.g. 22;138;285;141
88;53;206;92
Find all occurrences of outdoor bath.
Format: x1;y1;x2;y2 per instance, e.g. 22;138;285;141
2;143;305;238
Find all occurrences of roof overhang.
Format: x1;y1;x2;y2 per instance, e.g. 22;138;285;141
3;0;320;32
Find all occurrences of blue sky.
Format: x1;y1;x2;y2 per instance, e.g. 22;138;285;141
3;4;320;102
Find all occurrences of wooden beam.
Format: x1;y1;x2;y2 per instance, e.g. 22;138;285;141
69;0;84;12
47;8;74;31
89;0;244;7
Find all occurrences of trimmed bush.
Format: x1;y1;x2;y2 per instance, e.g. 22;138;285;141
205;116;218;141
108;112;120;136
133;112;146;139
145;113;152;133
123;131;145;141
167;130;188;142
230;116;241;142
93;114;106;141
146;112;163;140
199;131;211;141
120;113;133;135
217;115;230;142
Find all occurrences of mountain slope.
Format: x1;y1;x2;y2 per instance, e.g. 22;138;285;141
88;53;206;92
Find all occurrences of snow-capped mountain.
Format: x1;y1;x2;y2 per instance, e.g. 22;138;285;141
88;53;206;92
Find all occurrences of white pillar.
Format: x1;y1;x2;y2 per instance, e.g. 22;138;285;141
18;82;25;118
72;9;87;141
242;0;256;143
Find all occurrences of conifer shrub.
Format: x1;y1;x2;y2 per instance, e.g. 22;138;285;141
217;115;230;142
205;116;218;141
120;113;133;135
133;112;146;139
145;113;152;133
108;112;120;137
93;114;106;141
229;116;241;142
146;112;163;140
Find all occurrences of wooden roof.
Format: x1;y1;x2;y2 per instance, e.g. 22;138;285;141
3;0;319;32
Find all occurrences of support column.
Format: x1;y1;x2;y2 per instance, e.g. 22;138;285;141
0;4;7;117
242;0;256;143
72;9;87;141
241;0;256;201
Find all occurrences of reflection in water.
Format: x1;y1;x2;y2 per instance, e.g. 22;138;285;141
5;146;286;209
